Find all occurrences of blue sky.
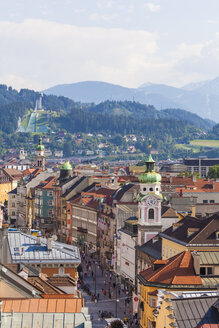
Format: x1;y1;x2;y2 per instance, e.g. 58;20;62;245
1;0;219;90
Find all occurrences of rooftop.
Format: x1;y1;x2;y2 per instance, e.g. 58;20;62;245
160;213;219;246
7;230;81;264
172;296;219;328
138;251;202;286
1;297;83;313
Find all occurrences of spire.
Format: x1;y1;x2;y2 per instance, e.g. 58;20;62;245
145;138;155;173
36;136;45;151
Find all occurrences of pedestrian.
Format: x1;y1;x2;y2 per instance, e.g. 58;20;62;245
90;313;94;321
97;293;100;300
103;289;106;296
104;279;106;285
118;289;121;296
109;273;112;280
91;271;94;277
109;292;111;299
124;316;128;324
111;291;114;298
113;282;116;289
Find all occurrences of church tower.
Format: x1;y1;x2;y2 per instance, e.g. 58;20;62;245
137;141;162;246
35;136;45;171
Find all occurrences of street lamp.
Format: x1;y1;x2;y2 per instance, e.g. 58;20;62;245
115;274;119;317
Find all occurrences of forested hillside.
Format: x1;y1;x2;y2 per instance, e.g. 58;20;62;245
0;84;214;136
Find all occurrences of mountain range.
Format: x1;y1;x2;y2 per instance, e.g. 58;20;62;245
44;77;219;122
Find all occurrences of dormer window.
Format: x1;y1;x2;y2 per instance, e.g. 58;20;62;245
200;266;213;275
172;222;183;231
216;231;219;240
187;228;199;237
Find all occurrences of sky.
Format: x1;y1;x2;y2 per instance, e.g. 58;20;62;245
1;0;219;90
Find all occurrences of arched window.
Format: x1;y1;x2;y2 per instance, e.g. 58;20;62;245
149;208;154;220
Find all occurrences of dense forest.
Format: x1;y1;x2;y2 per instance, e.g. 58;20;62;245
55;107;198;141
0;84;215;135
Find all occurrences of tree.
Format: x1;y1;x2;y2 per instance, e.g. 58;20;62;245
208;165;219;178
110;320;124;328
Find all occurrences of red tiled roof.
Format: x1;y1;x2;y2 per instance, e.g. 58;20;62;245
140;251;202;285
1;298;83;313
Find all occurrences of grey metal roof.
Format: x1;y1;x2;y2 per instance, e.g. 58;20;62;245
201;277;219;288
8;231;81;264
172;296;219;328
1;313;90;328
199;251;219;265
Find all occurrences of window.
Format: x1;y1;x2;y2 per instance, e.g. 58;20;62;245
148;209;154;220
200;266;213;275
12;211;15;216
162;247;165;257
47;191;53;197
12;202;15;207
143;187;146;191
203;200;208;204
149;297;157;308
169;248;172;257
156;188;159;191
166;245;168;258
149;320;156;328
149;187;153;192
59;265;65;275
210;200;215;204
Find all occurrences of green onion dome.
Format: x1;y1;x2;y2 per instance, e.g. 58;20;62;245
60;161;72;170
138;171;161;183
138;150;161;183
36;144;45;151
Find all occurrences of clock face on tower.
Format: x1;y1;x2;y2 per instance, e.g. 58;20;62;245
146;196;157;206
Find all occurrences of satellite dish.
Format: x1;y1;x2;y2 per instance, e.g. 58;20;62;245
52;235;57;241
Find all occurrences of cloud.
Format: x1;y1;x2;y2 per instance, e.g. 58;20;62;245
0;18;219;90
145;2;160;12
0;19;160;90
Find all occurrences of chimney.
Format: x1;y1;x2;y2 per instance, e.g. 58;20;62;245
192;251;200;275
153;260;167;271
179;189;183;197
212;180;215;190
191;205;196;217
47;238;53;251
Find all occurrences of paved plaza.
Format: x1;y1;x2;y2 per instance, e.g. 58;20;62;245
79;257;137;328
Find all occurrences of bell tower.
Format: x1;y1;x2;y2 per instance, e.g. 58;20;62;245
137;141;162;246
35;136;46;171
